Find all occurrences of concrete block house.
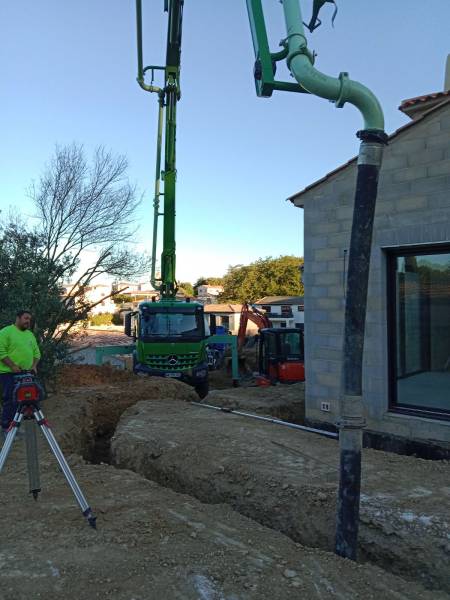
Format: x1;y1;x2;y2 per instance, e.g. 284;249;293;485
290;87;450;455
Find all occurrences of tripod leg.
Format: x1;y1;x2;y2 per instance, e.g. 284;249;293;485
0;412;23;472
24;418;41;500
35;409;97;529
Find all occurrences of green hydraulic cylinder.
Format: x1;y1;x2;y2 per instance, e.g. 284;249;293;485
160;75;178;298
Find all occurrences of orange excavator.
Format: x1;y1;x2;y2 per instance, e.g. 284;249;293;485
237;303;305;384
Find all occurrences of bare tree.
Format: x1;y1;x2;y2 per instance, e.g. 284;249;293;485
29;144;150;319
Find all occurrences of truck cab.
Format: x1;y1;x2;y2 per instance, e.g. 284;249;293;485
125;299;210;398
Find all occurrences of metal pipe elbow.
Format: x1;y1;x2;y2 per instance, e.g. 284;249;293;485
137;78;163;94
288;53;384;131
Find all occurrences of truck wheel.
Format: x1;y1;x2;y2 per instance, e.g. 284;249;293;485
195;381;209;399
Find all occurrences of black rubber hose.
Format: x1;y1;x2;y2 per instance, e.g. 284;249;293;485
335;130;387;561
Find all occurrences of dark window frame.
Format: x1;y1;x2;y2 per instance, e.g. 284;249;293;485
386;243;450;421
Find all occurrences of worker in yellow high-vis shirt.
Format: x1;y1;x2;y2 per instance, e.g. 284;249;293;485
0;310;41;434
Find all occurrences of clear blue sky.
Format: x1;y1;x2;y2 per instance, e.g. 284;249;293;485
1;1;449;282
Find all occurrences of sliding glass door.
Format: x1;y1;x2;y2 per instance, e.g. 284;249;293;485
388;246;450;419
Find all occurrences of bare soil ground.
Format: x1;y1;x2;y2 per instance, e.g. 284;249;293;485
2;454;439;600
112;399;450;592
206;382;306;423
0;366;448;599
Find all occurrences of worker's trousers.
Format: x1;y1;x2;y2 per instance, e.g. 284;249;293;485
0;373;16;431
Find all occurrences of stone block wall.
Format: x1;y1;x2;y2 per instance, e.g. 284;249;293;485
299;104;450;445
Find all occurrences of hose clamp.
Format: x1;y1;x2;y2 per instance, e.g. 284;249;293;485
357;141;384;167
285;33;310;71
335;394;367;429
336;72;349;108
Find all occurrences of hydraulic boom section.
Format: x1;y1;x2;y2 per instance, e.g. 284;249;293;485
136;0;184;298
131;2;210;399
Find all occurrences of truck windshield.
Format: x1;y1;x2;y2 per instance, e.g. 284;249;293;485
140;312;203;339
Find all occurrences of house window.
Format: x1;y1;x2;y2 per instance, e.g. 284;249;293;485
281;305;291;317
387;246;450;419
280;322;287;328
297;305;304;312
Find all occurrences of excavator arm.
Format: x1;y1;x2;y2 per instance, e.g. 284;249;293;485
237;303;271;350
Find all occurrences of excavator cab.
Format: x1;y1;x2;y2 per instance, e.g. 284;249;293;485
258;327;305;383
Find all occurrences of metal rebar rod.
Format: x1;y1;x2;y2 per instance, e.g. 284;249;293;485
191;402;338;439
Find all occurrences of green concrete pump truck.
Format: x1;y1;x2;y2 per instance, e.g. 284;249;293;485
124;0;210;398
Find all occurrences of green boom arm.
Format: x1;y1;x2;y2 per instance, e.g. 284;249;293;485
136;0;184;298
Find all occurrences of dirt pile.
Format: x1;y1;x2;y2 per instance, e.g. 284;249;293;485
111;400;450;592
0;367;442;599
56;364;139;386
2;451;440;600
49;369;196;462
206;382;305;423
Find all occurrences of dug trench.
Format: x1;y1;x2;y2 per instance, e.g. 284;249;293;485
3;367;446;599
45;366;450;594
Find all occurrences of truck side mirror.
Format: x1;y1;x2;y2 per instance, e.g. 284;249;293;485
124;312;133;337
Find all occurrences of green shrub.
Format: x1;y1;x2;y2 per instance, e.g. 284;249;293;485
113;294;133;304
112;312;123;326
89;312;113;326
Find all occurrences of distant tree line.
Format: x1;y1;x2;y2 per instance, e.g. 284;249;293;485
219;256;304;303
184;257;303;303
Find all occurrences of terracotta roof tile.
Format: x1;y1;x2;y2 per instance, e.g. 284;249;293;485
399;90;450;109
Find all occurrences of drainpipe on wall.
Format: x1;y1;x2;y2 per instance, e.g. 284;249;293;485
281;0;388;560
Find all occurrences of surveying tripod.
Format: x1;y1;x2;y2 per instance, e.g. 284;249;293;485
0;372;97;528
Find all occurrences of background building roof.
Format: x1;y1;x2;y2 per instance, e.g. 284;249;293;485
255;296;304;306
203;304;242;314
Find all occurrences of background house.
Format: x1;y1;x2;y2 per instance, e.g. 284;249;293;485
196;285;224;304
289;73;450;454
254;296;304;329
203;304;258;336
112;280;156;301
84;283;116;315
